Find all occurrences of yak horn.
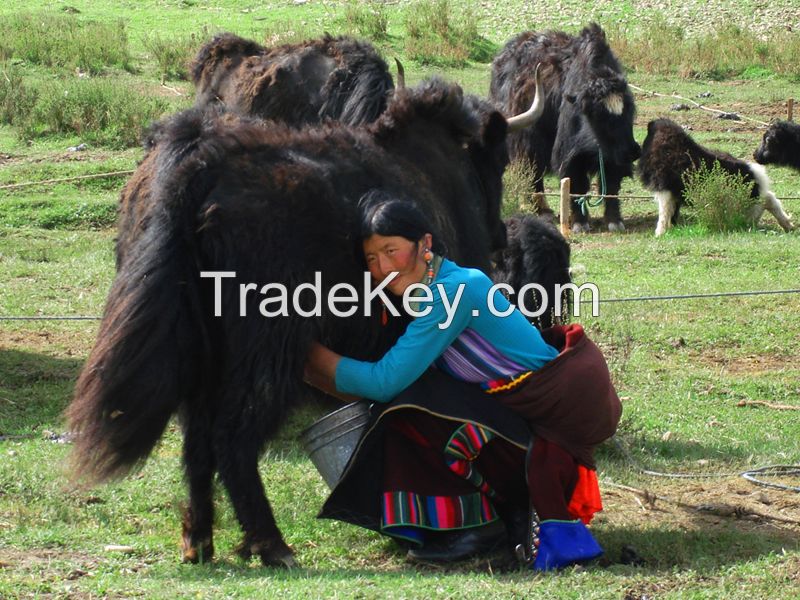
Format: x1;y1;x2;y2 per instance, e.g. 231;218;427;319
394;58;405;89
506;63;544;132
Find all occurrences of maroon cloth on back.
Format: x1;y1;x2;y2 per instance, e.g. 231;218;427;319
494;324;622;468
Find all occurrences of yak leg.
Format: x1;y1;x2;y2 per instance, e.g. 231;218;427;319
214;414;296;568
654;191;677;236
759;191;794;232
602;170;626;232
180;406;216;564
749;162;794;231
567;171;591;233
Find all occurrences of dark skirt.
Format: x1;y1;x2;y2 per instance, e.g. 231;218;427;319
318;368;533;534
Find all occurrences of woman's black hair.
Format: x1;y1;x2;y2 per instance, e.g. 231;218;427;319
358;189;446;254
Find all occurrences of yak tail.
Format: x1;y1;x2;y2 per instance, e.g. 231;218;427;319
67;110;214;483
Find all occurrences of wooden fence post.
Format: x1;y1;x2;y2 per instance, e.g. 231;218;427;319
560;177;571;238
789;98;794;122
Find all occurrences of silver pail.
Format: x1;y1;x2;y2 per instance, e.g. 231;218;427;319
300;401;370;489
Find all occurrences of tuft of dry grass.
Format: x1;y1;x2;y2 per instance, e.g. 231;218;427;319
610;17;800;80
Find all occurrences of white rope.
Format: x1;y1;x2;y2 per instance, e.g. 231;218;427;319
629;83;772;127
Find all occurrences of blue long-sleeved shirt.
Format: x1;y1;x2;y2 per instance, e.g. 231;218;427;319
335;259;559;402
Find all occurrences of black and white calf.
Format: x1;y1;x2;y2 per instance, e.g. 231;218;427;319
638;118;794;236
754;120;800;172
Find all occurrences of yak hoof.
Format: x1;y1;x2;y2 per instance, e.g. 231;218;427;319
181;537;214;564
607;221;625;232
571;222;590;233
236;536;297;569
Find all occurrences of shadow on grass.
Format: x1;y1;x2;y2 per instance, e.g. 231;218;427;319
597;430;762;471
598;521;800;573
146;514;800;579
0;348;82;434
0;343;340;441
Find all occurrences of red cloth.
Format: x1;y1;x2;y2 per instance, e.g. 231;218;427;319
527;437;603;523
568;466;603;524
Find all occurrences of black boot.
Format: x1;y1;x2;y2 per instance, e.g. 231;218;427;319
406;520;507;563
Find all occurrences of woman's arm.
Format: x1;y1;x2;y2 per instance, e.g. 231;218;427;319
335;269;478;401
304;342;361;403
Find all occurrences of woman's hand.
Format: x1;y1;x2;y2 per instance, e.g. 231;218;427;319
304;342;361;403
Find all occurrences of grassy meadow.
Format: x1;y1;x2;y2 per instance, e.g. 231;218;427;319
1;1;799;598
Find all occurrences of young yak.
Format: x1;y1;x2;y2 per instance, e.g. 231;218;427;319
754;120;800;172
638;118;794;235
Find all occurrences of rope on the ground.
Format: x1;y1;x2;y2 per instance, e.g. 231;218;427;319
629;83;772;127
0;170;135;191
612;434;800;493
740;466;800;493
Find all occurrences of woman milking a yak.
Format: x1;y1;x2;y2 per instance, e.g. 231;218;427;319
305;190;621;571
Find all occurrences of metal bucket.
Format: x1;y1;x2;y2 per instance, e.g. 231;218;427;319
300;401;370;489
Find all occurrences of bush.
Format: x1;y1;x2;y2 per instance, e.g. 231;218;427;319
608;16;685;76
0;66;172;148
143;32;198;82
1;12;133;74
341;0;389;41
681;161;757;232
404;0;493;67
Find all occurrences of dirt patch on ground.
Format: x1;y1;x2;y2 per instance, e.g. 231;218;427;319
0;547;149;599
601;477;800;530
632;91;786;137
0;547;97;572
0;150;126;169
0;547;101;599
689;348;793;375
0;327;95;358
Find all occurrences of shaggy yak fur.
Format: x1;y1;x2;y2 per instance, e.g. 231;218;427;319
67;78;540;568
492;214;572;329
191;33;394;127
490;23;641;232
754;120;800;172
638;118;794;235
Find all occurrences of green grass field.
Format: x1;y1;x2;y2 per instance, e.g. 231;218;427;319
1;1;799;598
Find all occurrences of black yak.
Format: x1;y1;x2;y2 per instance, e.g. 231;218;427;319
754;120;800;172
191;33;395;127
66;77;545;568
492;214;571;329
638;118;794;235
490;23;641;232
